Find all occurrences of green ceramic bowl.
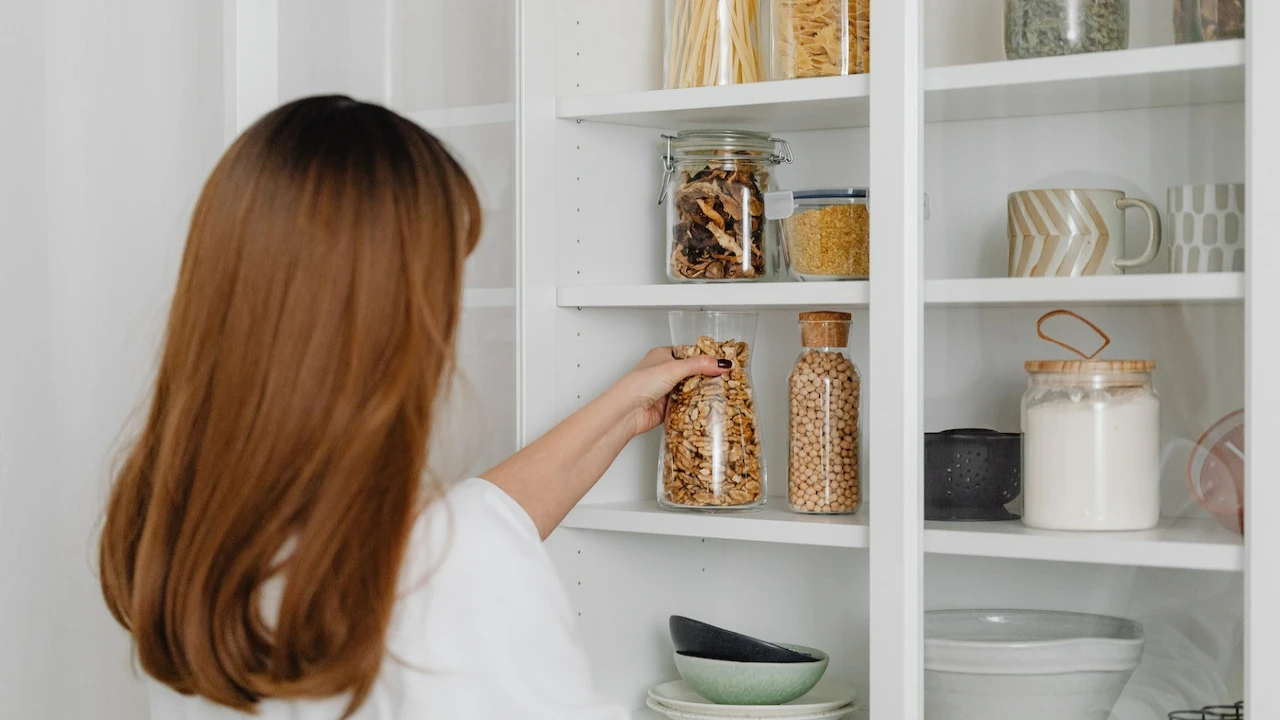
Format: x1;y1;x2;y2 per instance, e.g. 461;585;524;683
673;643;829;705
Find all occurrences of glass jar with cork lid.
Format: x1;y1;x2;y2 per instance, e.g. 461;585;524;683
788;311;862;514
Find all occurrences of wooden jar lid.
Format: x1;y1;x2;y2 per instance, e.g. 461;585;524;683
799;311;852;347
1025;359;1155;373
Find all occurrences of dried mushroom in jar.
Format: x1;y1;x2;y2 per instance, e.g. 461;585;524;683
671;163;768;281
662;337;764;507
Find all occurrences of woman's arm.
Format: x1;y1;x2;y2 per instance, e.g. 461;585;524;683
482;348;730;539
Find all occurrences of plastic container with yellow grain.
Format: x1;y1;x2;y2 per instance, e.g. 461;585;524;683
765;188;869;281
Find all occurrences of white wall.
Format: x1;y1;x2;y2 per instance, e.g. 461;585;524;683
0;1;223;717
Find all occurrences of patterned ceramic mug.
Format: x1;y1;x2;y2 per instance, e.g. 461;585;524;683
1168;183;1245;273
1007;189;1161;277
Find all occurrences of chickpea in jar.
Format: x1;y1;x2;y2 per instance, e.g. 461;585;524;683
788;312;861;514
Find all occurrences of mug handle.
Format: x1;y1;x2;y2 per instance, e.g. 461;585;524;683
1113;197;1162;269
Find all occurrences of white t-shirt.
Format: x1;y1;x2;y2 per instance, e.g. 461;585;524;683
147;478;628;720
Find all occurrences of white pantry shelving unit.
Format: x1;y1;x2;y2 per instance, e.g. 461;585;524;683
230;0;1279;717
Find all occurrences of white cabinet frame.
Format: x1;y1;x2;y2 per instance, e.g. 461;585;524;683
223;1;1278;716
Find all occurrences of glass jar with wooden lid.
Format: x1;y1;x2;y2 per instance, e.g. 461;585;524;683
1021;311;1160;531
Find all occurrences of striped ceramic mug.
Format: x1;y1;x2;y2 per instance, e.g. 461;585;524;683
1007;189;1162;277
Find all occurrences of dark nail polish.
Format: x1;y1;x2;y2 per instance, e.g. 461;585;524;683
717;359;733;369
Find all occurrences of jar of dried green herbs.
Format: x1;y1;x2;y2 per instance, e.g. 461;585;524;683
1005;0;1129;60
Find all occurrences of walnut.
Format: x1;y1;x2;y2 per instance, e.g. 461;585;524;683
660;337;764;508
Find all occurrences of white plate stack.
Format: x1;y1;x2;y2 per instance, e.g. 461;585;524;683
646;681;858;720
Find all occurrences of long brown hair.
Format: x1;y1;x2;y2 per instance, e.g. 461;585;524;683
99;95;481;714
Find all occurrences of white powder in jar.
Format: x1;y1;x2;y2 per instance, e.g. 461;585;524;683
1022;386;1160;531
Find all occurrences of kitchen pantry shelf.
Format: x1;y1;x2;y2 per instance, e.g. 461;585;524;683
557;274;1240;309
560;502;1242;571
924;517;1243;572
561;500;871;549
926;273;1243;307
557;40;1243;131
557;281;869;309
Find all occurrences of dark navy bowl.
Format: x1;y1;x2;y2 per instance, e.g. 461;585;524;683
669;616;817;663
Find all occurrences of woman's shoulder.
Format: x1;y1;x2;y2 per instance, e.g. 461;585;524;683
400;477;544;592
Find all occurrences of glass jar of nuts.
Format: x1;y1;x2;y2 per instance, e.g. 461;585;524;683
788;312;861;514
659;311;766;511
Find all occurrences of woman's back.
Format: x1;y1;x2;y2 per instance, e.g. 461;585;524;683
145;478;626;720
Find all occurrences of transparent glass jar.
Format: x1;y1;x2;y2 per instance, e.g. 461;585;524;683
765;188;869;281
771;0;871;80
659;311;766;510
1021;360;1159;531
660;131;792;283
1174;0;1245;43
1004;0;1130;60
665;0;765;89
788;312;861;514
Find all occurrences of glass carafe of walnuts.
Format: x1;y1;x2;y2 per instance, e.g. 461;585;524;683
788;311;861;514
658;311;766;511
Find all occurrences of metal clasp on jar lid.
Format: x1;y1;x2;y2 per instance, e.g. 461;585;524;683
657;131;793;205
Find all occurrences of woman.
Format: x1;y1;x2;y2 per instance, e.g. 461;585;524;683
99;95;729;719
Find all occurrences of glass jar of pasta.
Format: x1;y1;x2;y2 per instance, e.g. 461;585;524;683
665;0;766;88
771;0;871;79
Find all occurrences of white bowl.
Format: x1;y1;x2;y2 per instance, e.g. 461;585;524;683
924;610;1144;720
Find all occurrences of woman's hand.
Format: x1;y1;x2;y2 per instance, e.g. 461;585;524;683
612;347;732;437
483;347;729;539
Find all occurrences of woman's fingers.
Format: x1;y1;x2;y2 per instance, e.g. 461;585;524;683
639;355;729;402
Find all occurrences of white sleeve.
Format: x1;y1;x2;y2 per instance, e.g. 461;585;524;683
387;479;630;720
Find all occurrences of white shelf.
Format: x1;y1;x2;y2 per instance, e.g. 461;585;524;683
557;282;869;309
924;517;1243;572
405;103;513;130
561;502;1242;571
556;75;870;132
924;40;1244;123
557;41;1243;131
925;273;1243;307
560;500;870;549
557;275;1240;309
463;287;516;309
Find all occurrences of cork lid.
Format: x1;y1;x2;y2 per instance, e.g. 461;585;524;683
799;311;851;347
1025;360;1155;373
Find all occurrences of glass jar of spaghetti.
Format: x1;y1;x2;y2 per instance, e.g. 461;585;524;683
665;0;766;88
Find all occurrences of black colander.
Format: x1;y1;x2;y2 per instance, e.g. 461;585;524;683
924;429;1022;521
1170;701;1244;719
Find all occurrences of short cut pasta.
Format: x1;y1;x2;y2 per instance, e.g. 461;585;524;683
771;0;870;79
